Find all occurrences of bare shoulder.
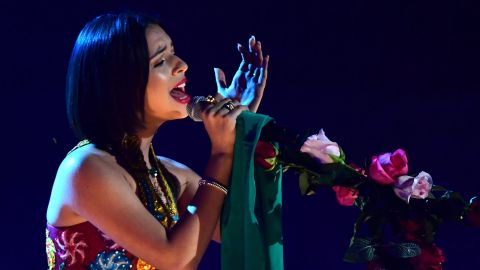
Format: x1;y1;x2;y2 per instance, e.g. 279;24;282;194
60;144;131;187
47;144;134;226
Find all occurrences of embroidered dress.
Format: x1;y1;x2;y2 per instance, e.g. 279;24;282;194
47;139;178;269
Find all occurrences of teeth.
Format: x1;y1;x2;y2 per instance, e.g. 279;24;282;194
171;86;185;93
177;83;186;88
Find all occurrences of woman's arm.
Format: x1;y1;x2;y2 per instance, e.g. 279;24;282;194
168;157;221;243
65;151;227;270
65;103;246;270
214;36;269;113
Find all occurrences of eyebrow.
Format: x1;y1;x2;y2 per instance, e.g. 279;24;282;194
149;42;173;60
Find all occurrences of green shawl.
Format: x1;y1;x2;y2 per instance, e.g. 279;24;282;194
221;111;284;270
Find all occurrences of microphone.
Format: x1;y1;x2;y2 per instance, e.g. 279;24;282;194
186;96;211;122
187;95;308;145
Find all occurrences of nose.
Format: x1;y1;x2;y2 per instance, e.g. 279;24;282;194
172;56;188;75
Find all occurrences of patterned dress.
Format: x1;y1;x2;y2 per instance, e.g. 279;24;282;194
46;221;157;270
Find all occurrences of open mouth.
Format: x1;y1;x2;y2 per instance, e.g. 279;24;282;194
169;78;190;104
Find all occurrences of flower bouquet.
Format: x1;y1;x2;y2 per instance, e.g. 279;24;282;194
254;127;480;270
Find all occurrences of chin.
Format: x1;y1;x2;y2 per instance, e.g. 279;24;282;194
169;109;189;120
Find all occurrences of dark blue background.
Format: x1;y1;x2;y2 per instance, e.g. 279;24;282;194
1;0;479;268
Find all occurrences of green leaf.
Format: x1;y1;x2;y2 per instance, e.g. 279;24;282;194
386;242;421;258
299;172;310;196
343;237;377;263
339;147;346;161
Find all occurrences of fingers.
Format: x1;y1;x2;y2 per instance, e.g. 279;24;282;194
257;55;269;84
226;105;249;120
255;41;264;66
249;35;255;53
238;35;266;75
201;98;227;117
237;44;249;72
214;67;228;90
216;100;240;116
203;98;237;117
252;53;269;83
247;36;264;77
202;98;245;118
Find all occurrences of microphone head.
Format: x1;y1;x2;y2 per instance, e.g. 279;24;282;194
186;96;206;122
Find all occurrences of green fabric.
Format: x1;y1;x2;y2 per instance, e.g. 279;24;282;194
221;111;284;270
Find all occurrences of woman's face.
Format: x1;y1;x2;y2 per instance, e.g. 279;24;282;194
144;24;190;127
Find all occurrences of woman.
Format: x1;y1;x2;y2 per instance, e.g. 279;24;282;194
46;11;269;269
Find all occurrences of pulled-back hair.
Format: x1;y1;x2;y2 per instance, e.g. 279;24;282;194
66;12;161;145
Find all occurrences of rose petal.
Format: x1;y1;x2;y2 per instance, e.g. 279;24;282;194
332;186;359;206
300;130;340;164
369;156;396;185
394;175;414;202
368;149;409;185
411;171;433;199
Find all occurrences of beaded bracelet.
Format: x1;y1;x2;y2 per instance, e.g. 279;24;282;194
199;177;228;195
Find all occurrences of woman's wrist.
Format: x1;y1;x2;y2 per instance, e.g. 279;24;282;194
205;153;233;186
210;147;234;157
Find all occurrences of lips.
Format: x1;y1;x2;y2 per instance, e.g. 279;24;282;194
170;78;190;104
173;78;187;91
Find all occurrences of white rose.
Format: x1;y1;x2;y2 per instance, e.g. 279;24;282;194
300;129;341;164
393;171;433;203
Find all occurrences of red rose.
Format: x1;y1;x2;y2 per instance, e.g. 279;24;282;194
369;149;408;185
398;219;423;242
332;186;359;206
466;196;480;227
408;243;445;270
254;140;278;170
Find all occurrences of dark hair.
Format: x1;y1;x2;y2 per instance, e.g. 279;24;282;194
66;12;161;145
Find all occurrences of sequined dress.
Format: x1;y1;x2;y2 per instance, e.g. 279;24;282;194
46;221;159;270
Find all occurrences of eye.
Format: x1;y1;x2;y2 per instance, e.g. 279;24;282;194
154;58;166;68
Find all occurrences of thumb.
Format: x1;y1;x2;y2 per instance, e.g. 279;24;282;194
214;67;228;90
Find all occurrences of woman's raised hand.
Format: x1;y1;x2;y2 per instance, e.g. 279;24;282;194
214;36;269;113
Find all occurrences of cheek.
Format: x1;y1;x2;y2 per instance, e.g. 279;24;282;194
145;75;170;113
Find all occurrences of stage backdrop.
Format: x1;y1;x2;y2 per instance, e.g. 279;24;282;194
1;0;479;268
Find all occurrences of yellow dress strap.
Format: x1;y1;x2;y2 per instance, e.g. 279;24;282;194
67;139;91;156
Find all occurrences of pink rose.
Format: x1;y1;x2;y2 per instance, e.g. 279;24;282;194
393;172;433;203
369;149;408;185
300;129;341;164
332;186;359;206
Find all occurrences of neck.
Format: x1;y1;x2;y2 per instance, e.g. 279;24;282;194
136;123;162;168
